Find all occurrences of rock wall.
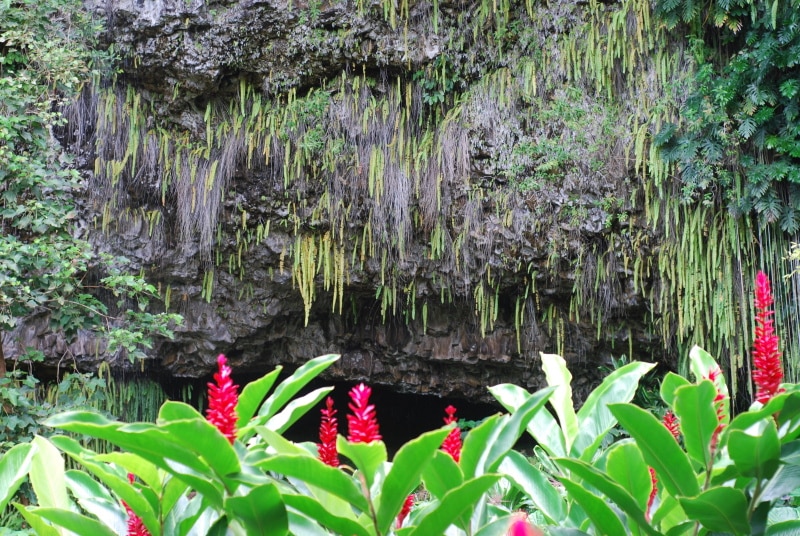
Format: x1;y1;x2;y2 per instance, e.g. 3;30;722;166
5;0;678;402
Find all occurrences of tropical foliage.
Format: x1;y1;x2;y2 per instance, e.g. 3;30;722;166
0;272;793;535
654;0;800;231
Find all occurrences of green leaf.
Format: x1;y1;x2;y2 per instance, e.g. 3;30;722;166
610;403;700;498
158;403;241;478
558;478;627;535
0;442;34;511
30;436;69;510
406;474;501;536
13;503;60;536
236;366;282;431
489;384;566;456
255;454;370;512
761;464;800;502
660;372;690;409
421;450;464;500
265;386;333;434
283;494;369;536
688;346;726;396
64;470;126;533
498;450;565;524
226;483;287;536
767;519;800;535
26;507;118;536
605;441;651;509
781;440;800;465
572;360;656;458
728;419;780;479
541;353;579;449
555;457;660;536
679;487;750;534
460;414;505;478
485;386;555;472
673;381;718;467
256;354;339;421
376;427;451;534
337;437;388;489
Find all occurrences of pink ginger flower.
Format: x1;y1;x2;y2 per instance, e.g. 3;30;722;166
507;512;543;536
317;396;340;467
396;493;414;528
440;405;462;462
752;271;784;404
206;354;239;444
124;474;151;536
347;383;382;443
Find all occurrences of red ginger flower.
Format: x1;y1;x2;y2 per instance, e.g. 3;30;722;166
646;467;658;522
705;366;727;456
752;271;784;404
347;383;382;443
663;410;680;441
206;354;239;444
124;473;151;536
396;493;414;528
440;405;462;462
507;512;543;536
317;396;340;467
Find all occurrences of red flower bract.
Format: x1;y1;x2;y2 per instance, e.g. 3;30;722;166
124;473;151;536
646;467;658;522
752;271;784;404
206;354;239;444
705;366;727;456
663;410;680;441
347;383;382;443
318;396;339;467
440;405;462;462
396;494;414;528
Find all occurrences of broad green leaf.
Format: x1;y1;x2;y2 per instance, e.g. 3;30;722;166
65;471;126;534
286;510;332;536
283;494;369;536
257;426;314;456
485;386;556;472
556;457;660;536
337;437;388;489
236;366;282;431
45;412;223;505
0;442;34;511
376;427;451;534
255;454;370;512
489;383;566;457
265;386;333;434
728;419;780;479
159;410;241;478
460;413;505;478
499;450;565;524
679;487;750;534
573;360;655;459
781;440;800;465
610;403;700;498
473;514;518;536
30;436;68;510
606;441;651;509
673;381;718;467
761;464;800;501
558;478;627;535
541;352;579;449
767;520;800;535
660;372;690;409
26;507;117;536
226;483;287;536
407;474;501;536
257;354;339;421
13;504;66;536
421;450;464;500
689;346;728;399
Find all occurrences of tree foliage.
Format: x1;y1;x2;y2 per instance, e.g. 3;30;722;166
654;0;800;231
0;0;180;370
